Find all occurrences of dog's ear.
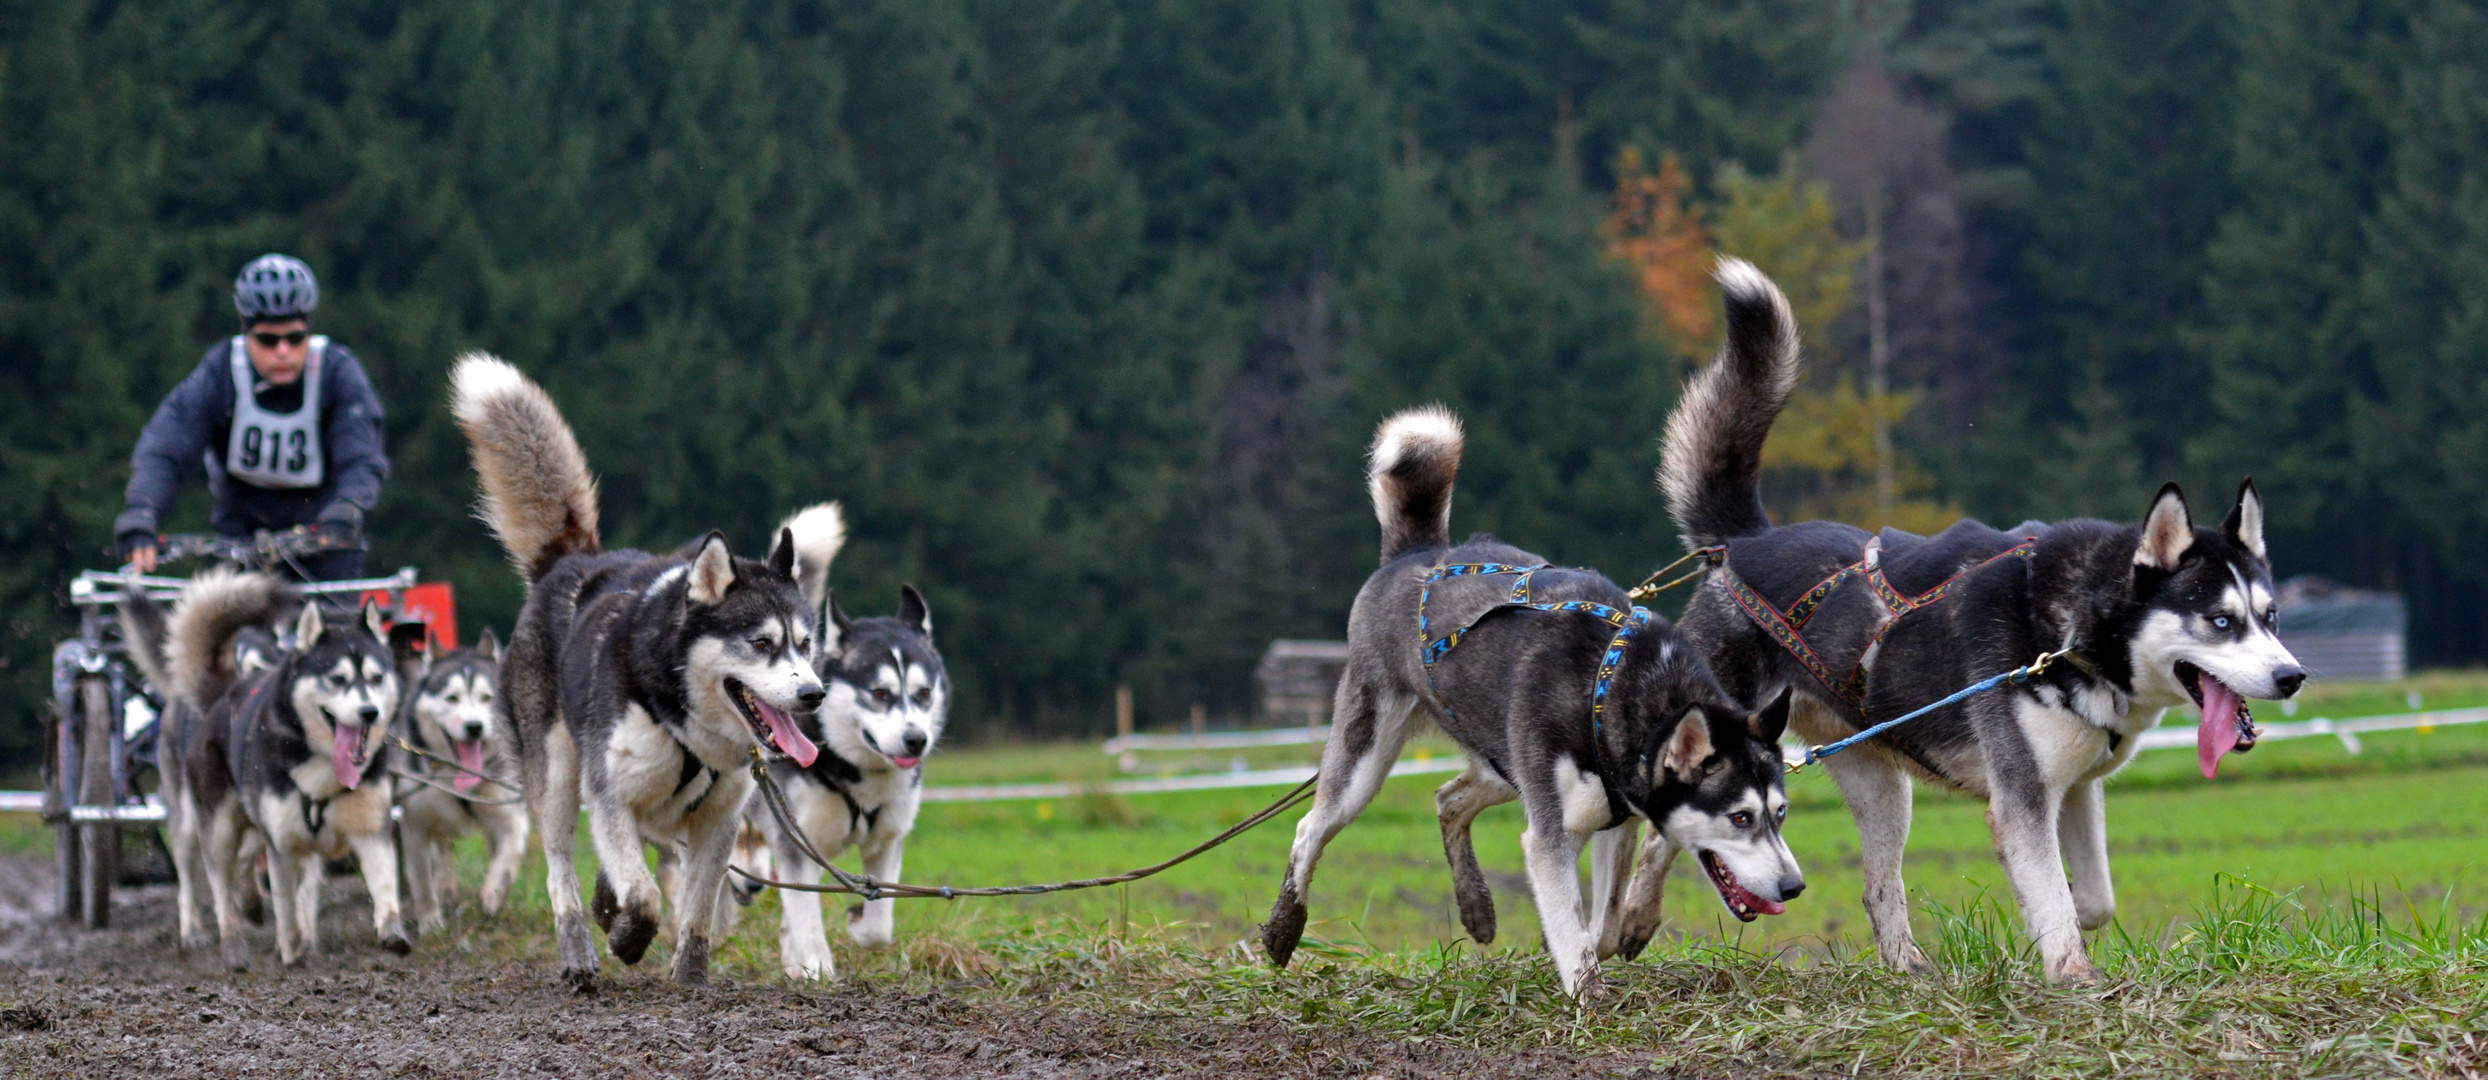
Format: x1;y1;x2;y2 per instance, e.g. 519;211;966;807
2135;482;2195;572
475;626;500;662
767;526;797;580
819;588;849;660
296;601;326;648
1662;708;1716;781
1748;688;1791;744
899;584;933;639
686;531;737;605
2221;477;2267;562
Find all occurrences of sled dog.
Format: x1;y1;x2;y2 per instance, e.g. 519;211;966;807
1262;405;1804;999
450;353;835;987
394;628;531;932
1651;258;2306;983
160;570;408;969
746;504;948;978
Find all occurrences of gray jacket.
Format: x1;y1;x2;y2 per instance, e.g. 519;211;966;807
116;338;389;544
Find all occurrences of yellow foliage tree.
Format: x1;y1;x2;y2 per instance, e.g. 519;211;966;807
1606;151;1959;536
1708;158;1864;345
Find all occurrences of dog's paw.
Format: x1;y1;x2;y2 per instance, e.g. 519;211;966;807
1883;940;1938;975
671;936;711;986
590;871;620;933
221;938;251;972
1560;961;1606;1006
561;965;599;994
785;939;836;980
1614;925;1655;963
847;913;893;949
181;931;217;952
379;922;412;956
2045;949;2102;986
608;909;660;966
1261;887;1308;970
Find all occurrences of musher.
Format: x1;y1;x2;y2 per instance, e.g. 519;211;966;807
114;254;389;581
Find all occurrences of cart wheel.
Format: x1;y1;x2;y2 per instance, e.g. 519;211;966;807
77;677;117;929
50;713;80;923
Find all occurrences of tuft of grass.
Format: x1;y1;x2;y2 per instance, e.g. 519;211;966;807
838;876;2484;1076
787;879;2482;1077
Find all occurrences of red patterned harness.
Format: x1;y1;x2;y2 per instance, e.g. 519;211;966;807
1715;537;2039;712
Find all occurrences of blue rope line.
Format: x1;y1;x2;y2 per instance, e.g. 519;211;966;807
1793;650;2069;771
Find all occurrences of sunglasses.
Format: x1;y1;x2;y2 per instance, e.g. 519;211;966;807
251;330;310;349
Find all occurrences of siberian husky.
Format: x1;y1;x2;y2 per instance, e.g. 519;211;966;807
394;628;530;932
1262;405;1804;999
450;353;836;988
746;503;948;979
160;570;408;969
1651;258;2306;982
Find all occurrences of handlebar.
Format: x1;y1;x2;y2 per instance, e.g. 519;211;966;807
151;526;363;568
69;565;419;607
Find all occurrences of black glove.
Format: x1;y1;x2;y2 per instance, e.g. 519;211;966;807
113;507;158;559
315;502;365;547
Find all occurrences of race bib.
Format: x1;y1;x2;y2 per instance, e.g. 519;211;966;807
223;337;327;489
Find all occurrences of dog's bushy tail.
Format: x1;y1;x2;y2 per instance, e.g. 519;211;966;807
1369;405;1464;561
166;568;290;711
1658;257;1802;548
451;353;601;583
118;588;174;697
777;502;847;613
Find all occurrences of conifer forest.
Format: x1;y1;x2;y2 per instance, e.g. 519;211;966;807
6;0;2487;762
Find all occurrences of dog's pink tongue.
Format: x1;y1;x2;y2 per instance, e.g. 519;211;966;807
332;723;367;790
1746;890;1787;917
756;700;819;768
453;740;486;793
2198;677;2243;779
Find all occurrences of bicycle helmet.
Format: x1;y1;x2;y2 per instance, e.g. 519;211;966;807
232;253;320;321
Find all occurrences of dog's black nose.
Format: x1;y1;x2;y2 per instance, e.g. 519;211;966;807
358;705;380;724
1778;877;1805;901
902;728;929;756
2273;666;2306;698
797;684;826;708
463;723;486;741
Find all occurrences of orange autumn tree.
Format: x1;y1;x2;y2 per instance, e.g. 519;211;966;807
1607;150;1958;535
1603;149;1718;357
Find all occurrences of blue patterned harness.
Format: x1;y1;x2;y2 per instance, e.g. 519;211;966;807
1416;561;1652;737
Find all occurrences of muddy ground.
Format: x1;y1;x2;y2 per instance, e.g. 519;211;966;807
0;851;1681;1079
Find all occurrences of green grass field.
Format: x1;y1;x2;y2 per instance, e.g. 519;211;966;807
7;673;2486;1074
858;672;2488;961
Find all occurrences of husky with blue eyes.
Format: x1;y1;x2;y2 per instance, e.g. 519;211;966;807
739;503;950;979
154;570;408;970
394;627;530;933
1651;258;2308;984
452;354;837;988
1261;402;1803;1001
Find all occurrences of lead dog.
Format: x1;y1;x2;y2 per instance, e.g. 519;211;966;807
394;628;530;932
1648;258;2306;982
161;570;409;969
1262;405;1803;999
747;501;949;978
451;353;836;987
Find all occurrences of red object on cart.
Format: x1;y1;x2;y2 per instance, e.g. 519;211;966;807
363;581;459;650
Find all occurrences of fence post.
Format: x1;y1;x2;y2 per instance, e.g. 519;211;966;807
1115;686;1136;772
